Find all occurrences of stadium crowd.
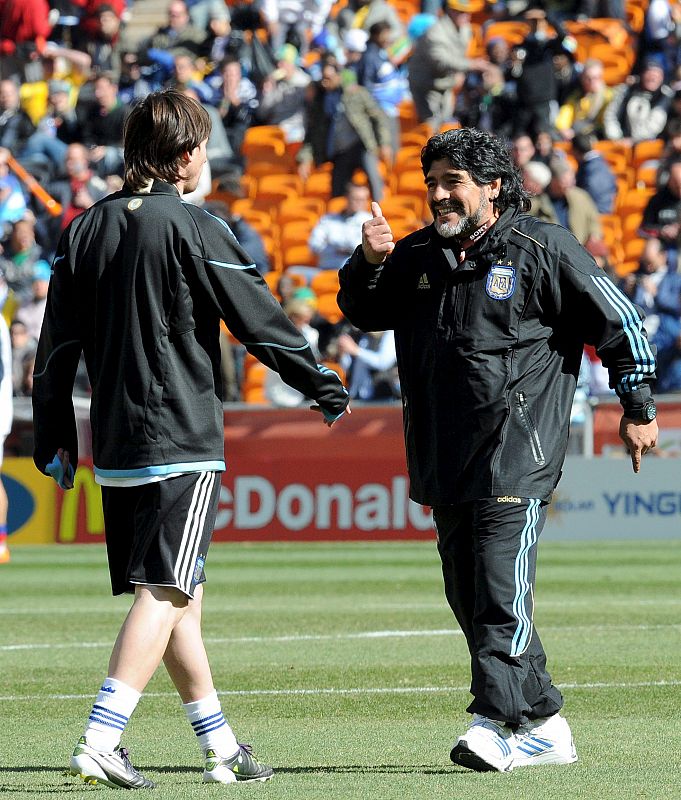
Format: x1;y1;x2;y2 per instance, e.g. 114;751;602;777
1;0;681;406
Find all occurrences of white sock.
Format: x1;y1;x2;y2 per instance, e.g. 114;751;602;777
83;677;141;752
183;690;239;758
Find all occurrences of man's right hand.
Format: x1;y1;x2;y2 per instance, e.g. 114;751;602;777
362;202;395;264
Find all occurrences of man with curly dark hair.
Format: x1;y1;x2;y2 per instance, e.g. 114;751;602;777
338;127;658;774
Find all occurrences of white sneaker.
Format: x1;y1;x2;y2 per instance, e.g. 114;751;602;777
450;715;515;773
512;713;578;767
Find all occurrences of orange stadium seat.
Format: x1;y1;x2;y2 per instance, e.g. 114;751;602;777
282;244;317;269
616;188;655;215
256;172;304;196
623;238;645;262
279;197;326;220
244;125;286;146
631;139;665;168
311;270;340;297
230;200;273;227
303;171;332;199
316;292;344;324
635;165;659;189
280;220;315;249
483;21;529;45
621;211;645;240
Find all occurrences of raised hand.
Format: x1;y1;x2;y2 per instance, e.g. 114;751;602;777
361;202;395;265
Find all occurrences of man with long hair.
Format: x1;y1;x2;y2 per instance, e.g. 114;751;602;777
338;127;658;773
32;89;349;789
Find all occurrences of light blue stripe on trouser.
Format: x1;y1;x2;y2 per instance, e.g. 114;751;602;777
510;498;541;657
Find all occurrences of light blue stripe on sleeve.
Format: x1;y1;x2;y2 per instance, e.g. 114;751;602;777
207;259;257;270
242;341;310;351
591;275;655;393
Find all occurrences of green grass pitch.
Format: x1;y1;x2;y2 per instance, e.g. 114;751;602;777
1;540;681;799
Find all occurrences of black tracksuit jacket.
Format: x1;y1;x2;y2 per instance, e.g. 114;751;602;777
338;206;656;506
32;180;349;481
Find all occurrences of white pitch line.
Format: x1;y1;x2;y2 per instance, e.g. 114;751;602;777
1;680;680;703
4;598;681;615
2;623;680;653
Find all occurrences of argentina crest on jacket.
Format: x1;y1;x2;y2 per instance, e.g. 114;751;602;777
486;261;516;300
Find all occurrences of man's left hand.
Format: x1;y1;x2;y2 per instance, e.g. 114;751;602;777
619;417;658;473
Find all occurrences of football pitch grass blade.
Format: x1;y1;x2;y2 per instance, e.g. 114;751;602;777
1;541;680;799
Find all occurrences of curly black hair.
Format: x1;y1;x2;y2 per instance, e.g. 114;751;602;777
421;128;530;213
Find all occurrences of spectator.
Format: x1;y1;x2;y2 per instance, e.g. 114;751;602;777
47;142;108;231
407;0;489;130
170;53;213;102
118;51;154;105
342;29;369;71
15;257;50;340
334;0;404;45
604;60;673;145
510;8;575;137
0;217;45;302
186;0;233;33
139;0;206;75
203;199;270;274
256;44;310;144
200;2;233;65
78;73;127;177
456;64;515;138
309;182;372;269
260;0;334;56
629;237;681;329
511;133;537;169
22;79;81;174
213;54;258;168
542;158;603;247
298;63;391;200
0;146;27;229
555;59;614;141
264;299;321;406
0;0;52;82
8;317;37;396
572;131;617;214
523;159;553;210
356;21;407;154
0;79;35;153
652;310;681;392
337;328;398;401
73;3;125;79
640;159;681;244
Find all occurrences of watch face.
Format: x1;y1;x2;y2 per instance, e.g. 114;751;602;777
644;402;657;421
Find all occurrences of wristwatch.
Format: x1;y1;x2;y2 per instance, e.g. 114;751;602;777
625;399;657;422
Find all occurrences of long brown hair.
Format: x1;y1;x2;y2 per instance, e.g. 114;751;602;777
123;89;211;191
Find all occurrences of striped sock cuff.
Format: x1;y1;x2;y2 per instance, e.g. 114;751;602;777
191;711;227;737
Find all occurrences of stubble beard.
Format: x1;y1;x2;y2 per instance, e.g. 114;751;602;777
433;189;489;239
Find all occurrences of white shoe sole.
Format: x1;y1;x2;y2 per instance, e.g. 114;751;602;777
451;741;514;773
513;747;578;767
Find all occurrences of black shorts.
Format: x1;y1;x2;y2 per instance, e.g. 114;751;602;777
101;471;221;599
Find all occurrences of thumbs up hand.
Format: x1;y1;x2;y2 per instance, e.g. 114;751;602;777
361;202;395;265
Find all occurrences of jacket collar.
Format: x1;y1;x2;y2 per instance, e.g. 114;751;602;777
123;180;181;197
430;206;521;272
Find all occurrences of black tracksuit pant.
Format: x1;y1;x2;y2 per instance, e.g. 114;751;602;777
433;498;563;727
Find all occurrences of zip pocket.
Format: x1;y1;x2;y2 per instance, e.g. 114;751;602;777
515;392;546;466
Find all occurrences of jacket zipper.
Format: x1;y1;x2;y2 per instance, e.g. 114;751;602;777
490;348;515;480
516;391;546;466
